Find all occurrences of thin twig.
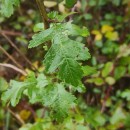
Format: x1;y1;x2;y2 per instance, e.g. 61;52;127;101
0;63;27;76
0;30;33;37
8;108;25;125
0;30;22;36
0;45;24;70
0;32;38;71
101;86;112;113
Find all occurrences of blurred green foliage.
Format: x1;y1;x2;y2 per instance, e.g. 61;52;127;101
0;0;130;130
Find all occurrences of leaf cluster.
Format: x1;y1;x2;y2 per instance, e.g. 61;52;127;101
1;73;76;120
29;22;90;86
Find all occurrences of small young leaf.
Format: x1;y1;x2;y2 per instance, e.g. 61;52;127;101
36;73;48;88
65;0;77;8
82;66;97;76
0;77;8;92
33;23;44;32
102;62;113;77
121;89;130;101
114;66;126;80
105;77;115;85
48;11;76;22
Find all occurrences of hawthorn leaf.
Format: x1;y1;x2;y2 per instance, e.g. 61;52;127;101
2;80;31;106
29;28;54;48
1;73;37;106
52;84;76;120
24;73;48;103
66;23;90;37
26;87;42;104
42;84;76;120
59;58;82;86
44;38;90;86
36;73;48;88
1;0;20;17
75;43;91;60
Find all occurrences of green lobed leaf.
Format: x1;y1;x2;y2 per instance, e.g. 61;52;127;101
25;74;49;104
43;37;90;86
23;73;49;103
36;73;48;88
0;0;20;17
1;80;34;106
58;58;83;86
66;23;90;37
25;87;41;104
1;73;37;106
42;84;76;121
29;27;54;48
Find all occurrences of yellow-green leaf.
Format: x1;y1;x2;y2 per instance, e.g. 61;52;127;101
101;25;114;33
105;31;119;41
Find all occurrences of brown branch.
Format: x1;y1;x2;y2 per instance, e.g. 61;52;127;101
8;108;25;125
35;0;52;48
35;0;49;29
0;30;33;37
0;45;24;70
101;86;112;113
0;63;27;76
0;32;38;71
0;30;22;36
